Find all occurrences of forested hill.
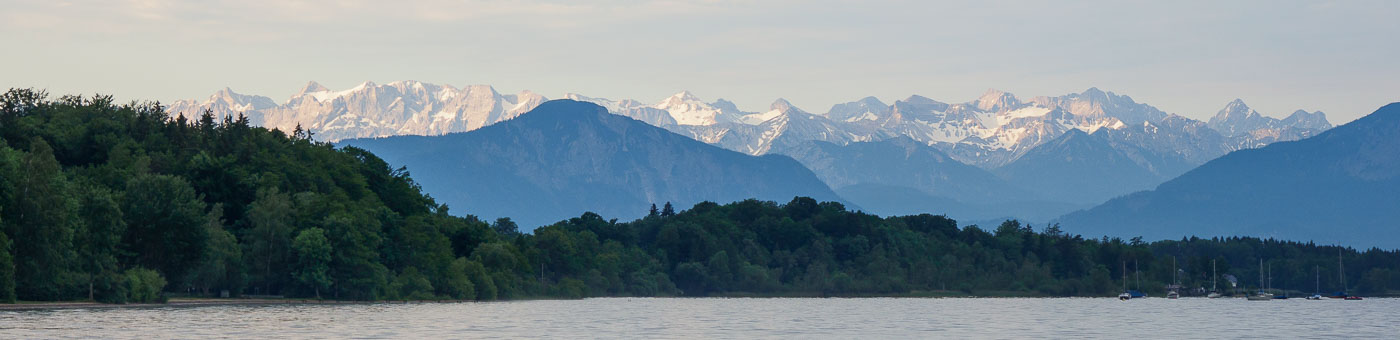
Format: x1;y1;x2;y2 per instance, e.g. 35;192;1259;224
1;89;1397;304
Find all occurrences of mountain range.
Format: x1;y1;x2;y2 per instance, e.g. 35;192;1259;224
1057;103;1400;249
169;81;1333;225
338;100;845;228
169;82;1330;166
167;81;546;142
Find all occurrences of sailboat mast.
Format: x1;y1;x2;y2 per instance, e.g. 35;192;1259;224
1212;260;1217;291
1339;248;1346;293
1172;257;1177;286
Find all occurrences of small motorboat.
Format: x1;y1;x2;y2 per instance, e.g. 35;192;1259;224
1306;294;1323;300
1345;296;1363;300
1119;292;1132;301
1207;292;1223;299
1167;291;1180;299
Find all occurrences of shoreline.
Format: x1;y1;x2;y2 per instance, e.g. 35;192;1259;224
0;291;1069;311
7;291;1390;311
0;298;474;311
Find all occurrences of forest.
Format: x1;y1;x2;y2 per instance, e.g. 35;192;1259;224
1;89;1397;303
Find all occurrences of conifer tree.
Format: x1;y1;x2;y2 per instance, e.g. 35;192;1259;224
661;202;675;217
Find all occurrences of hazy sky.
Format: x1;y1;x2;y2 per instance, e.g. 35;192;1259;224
3;0;1397;123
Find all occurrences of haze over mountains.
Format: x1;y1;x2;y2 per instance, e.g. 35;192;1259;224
170;81;1334;228
339;100;845;227
776;138;1079;223
1058;103;1400;249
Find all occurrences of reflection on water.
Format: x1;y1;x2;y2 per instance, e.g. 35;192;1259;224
2;297;1396;339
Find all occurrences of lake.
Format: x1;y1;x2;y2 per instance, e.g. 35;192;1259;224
3;297;1396;338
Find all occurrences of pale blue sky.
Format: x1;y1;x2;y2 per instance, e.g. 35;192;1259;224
2;0;1397;123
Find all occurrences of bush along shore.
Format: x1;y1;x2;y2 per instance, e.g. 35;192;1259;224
2;89;1398;305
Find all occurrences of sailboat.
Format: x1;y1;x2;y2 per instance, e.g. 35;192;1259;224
1328;249;1364;300
1130;259;1146;298
1246;259;1273;301
1270;261;1289;299
1208;259;1223;298
1306;265;1323;300
1167;257;1180;299
1119;261;1132;300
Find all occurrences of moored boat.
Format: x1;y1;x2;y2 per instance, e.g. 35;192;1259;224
1119;261;1134;300
1246;259;1272;301
1166;257;1181;299
1208;260;1223;298
1331;249;1362;300
1306;266;1322;300
1118;261;1147;300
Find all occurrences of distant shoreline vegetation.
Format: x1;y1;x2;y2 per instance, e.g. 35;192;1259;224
1;89;1397;304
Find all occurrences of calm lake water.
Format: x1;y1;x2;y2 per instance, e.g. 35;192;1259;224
2;297;1396;339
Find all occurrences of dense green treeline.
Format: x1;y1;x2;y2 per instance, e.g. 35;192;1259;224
1;89;1397;303
0;89;494;302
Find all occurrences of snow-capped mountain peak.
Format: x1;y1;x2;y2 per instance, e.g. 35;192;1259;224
769;98;796;112
1219;98;1253;117
1026;87;1168;125
656;90;704;108
975;89;1020;112
1208;99;1263;136
710;98;750;118
734;98;803;125
296;81;330;96
654;90;728;126
827;96;891;123
565;93;629;112
203;87;276;114
1206;98;1330;146
1080;87;1107;98
566;93;678;127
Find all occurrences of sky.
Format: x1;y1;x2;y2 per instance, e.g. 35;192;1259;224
2;0;1397;124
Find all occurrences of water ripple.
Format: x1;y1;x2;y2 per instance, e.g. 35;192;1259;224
1;297;1396;339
